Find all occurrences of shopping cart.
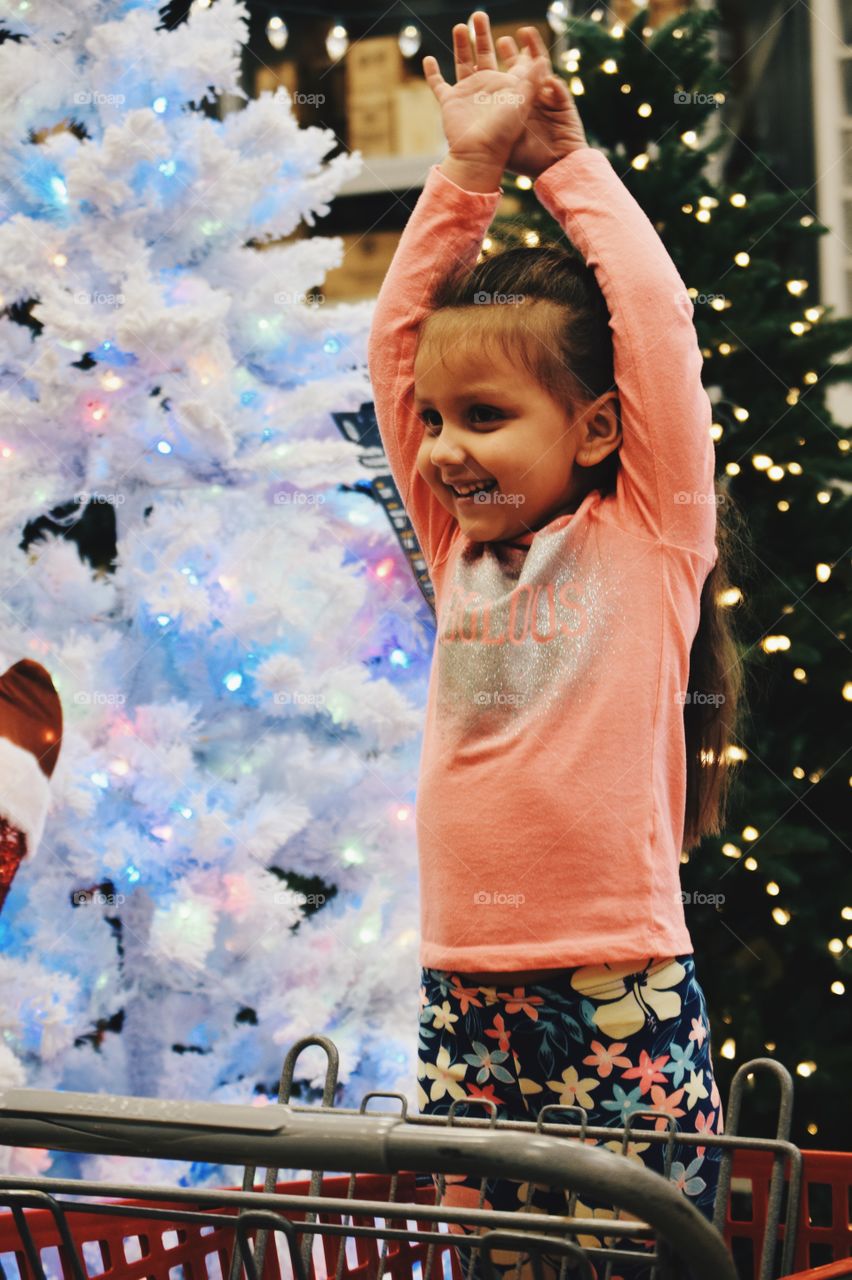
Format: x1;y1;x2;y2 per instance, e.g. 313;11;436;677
0;1036;848;1280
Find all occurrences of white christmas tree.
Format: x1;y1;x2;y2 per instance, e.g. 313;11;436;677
0;0;432;1184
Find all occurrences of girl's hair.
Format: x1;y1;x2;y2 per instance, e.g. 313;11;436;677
418;240;750;853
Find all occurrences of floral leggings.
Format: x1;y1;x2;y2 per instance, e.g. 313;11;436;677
416;956;724;1280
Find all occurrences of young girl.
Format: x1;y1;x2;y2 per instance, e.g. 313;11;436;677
367;12;744;1279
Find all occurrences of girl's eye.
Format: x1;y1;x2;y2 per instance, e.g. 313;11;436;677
419;405;503;432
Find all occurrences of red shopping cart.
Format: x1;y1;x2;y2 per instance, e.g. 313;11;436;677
0;1036;848;1280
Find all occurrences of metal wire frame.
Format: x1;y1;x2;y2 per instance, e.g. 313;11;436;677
0;1037;798;1280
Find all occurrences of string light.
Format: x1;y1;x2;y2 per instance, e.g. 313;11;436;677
766;882;780;896
266;15;288;51
730;192;747;206
796;1061;817;1077
570;76;585;95
720;1038;736;1059
744;857;758;870
786;279;808;296
831;981;846;995
772;907;791;925
827;938;844;954
637;102;652;117
326;24;348;61
398;23;421;57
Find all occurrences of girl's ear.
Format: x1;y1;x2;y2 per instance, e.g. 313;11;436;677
575;392;622;467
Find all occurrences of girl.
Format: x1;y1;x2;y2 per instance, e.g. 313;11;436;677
366;12;746;1279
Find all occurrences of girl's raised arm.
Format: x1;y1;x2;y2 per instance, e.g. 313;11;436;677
534;147;718;563
366;164;504;573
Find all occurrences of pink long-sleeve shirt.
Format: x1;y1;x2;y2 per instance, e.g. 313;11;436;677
367;147;718;973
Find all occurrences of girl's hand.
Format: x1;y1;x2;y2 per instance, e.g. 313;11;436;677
422;10;551;169
495;25;589;178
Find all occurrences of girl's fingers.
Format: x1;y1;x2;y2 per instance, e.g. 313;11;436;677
421;55;447;102
452;21;477;80
470;10;498;71
495;34;519;68
518;25;549;61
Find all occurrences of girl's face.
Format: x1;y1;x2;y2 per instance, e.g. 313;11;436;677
413;340;597;542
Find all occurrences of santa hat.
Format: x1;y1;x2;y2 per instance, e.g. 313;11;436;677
0;659;63;858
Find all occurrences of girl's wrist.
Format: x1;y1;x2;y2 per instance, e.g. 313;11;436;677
439;151;505;193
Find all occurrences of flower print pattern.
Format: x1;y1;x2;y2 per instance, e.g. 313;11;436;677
583;1039;631;1077
545;1065;600;1110
620;1049;670;1095
463;1041;515;1085
417;953;723;1277
570;958;687;1039
483;1013;511;1051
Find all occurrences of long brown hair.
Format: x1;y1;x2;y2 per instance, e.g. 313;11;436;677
419;240;750;852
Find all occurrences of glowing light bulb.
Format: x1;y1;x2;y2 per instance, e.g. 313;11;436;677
266;15;288;51
398;23;421;57
326;24;348;61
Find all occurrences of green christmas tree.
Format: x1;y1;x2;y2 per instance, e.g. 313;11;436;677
492;6;852;1149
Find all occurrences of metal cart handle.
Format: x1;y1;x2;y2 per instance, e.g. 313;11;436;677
0;1087;736;1280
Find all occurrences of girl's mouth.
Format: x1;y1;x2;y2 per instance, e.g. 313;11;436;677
448;479;498;503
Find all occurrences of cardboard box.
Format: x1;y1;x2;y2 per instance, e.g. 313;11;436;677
345;36;405;98
393;81;444;156
321;230;400;302
347;93;395;155
255;60;298;99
